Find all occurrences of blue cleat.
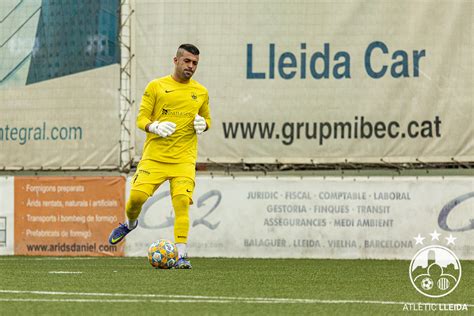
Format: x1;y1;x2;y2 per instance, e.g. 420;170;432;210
175;257;192;269
108;223;133;245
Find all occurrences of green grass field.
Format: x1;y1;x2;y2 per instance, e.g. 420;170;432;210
0;257;472;315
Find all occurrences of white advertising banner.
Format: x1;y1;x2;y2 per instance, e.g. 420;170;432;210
0;177;14;255
133;0;473;164
125;176;474;260
0;1;121;170
0;66;121;169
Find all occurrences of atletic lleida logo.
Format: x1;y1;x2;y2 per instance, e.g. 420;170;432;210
409;231;461;298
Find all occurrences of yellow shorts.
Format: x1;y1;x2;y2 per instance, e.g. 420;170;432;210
130;159;196;203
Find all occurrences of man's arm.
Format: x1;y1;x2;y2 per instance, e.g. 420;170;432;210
198;94;211;131
137;81;176;137
136;82;157;132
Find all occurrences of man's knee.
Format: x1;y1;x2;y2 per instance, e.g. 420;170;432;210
172;194;190;213
128;190;149;209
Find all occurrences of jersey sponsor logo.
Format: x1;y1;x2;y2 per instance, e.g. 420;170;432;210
161;108;194;118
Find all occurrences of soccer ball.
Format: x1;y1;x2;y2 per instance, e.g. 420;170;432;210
147;239;178;269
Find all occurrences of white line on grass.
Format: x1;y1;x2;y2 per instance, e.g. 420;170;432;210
0;298;233;304
0;290;472;306
48;271;83;274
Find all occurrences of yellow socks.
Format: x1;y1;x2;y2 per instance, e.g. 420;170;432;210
172;194;190;244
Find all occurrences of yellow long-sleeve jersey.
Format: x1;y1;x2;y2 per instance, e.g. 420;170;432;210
137;75;211;164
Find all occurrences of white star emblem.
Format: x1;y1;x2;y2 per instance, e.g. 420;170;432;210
414;234;425;245
445;234;457;245
429;230;441;241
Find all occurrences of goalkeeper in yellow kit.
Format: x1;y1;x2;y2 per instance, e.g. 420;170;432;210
108;44;211;269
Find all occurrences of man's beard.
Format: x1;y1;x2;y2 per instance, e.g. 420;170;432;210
183;70;193;78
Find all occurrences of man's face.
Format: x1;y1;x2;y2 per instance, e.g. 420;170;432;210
174;50;199;81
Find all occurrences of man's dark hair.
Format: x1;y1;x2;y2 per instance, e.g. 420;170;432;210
177;44;200;56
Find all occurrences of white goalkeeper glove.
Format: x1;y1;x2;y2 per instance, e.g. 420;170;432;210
148;121;176;138
193;114;207;134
